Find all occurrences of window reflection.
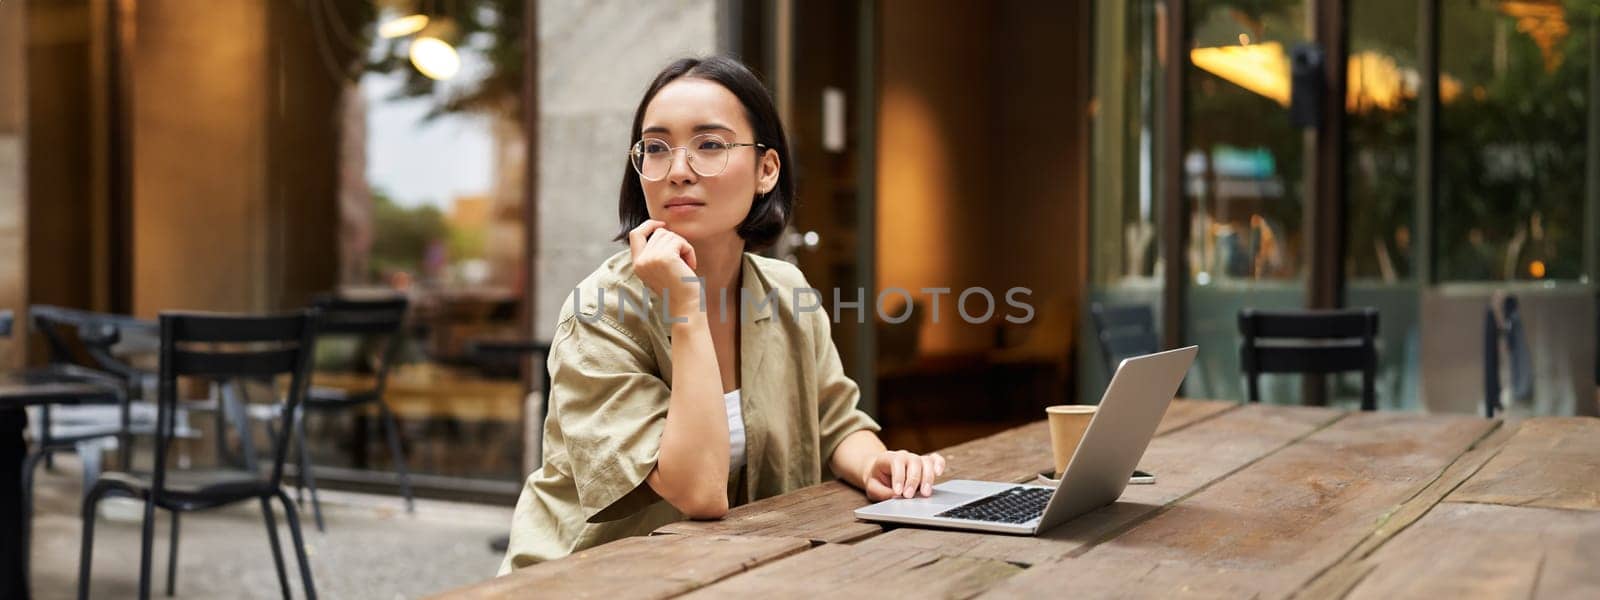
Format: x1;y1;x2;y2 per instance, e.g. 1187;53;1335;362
1185;0;1307;285
310;0;529;483
1438;0;1589;282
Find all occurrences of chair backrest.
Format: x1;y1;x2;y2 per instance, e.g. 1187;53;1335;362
1090;303;1160;375
1237;307;1379;410
309;295;409;395
156;310;319;494
29;305;158;387
30;306;109;367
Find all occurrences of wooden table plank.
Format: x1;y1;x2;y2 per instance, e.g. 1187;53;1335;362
976;412;1498;599
1296;421;1516;599
654;399;1238;543
1338;503;1600;599
679;543;1023;599
1152;398;1240;436
1448;417;1600;511
653;480;882;544
853;404;1342;566
426;535;809;600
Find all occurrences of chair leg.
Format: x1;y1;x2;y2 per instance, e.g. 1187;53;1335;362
295;411;325;532
225;380;258;473
164;510;180;596
42;406;54;472
275;488;318;600
79;440;104;499
21;448;50;585
119;428;134;471
211;383;232;465
1362;369;1377;412
258;496;292;599
137;496;157;600
77;484;110;600
379;403;414;513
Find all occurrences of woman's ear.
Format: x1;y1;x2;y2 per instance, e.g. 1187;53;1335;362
756;148;781;195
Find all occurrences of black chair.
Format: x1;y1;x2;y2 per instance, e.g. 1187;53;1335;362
1089;303;1160;375
78;311;319;600
294;296;411;532
34;306;259;473
28;306;147;474
1238;308;1379;411
1483;294;1532;418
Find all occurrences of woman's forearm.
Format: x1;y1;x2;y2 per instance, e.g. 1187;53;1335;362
647;299;731;518
828;429;887;489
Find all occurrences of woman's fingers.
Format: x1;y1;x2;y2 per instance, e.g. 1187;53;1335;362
869;451;953;500
890;453;906;497
646;228;697;271
678;236;699;270
902;452;922;498
628;219;667;259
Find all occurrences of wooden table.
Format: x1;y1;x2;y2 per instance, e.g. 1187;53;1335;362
434;400;1600;599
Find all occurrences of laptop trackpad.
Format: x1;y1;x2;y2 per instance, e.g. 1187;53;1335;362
861;480;1013;517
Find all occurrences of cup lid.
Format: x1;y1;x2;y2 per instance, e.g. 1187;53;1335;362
1045;405;1097;414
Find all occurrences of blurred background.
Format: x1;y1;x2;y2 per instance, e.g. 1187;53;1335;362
1;0;1596;508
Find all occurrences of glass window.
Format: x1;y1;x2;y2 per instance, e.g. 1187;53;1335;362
1347;0;1420;283
1186;0;1309;285
1346;0;1422;410
1090;0;1165;289
1438;0;1590;282
1182;0;1310;402
304;1;530;485
1085;0;1168;399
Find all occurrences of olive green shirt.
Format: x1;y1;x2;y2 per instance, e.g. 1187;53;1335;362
498;249;881;573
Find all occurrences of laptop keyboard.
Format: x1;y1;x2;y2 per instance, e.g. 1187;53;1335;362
935;486;1051;524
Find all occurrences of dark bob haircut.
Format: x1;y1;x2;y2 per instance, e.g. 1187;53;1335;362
614;56;795;251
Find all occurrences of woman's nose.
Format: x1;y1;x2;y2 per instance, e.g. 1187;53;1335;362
667;149;697;185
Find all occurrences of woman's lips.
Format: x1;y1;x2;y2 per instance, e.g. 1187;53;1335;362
663;200;705;214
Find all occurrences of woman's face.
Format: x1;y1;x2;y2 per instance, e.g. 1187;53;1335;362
636;78;780;245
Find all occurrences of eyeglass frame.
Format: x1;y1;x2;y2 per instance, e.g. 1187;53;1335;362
629;133;769;181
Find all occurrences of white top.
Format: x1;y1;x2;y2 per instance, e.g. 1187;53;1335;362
725;389;746;471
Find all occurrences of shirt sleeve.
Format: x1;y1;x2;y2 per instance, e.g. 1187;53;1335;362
547;312;674;523
808;304;883;467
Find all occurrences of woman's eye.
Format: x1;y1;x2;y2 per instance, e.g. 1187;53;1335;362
642;141;670;154
698;140;728;151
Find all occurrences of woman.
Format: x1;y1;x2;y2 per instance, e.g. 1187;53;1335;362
499;56;945;571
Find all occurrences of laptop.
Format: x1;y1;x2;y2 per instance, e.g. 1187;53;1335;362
853;345;1198;535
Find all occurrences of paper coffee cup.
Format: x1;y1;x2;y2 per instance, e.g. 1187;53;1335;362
1046;405;1097;477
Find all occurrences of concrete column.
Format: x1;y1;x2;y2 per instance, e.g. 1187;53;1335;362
534;0;722;338
530;0;723;468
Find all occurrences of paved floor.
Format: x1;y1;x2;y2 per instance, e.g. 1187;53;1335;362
26;456;514;599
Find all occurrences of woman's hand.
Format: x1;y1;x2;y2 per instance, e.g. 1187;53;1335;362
862;450;947;501
627;219;700;307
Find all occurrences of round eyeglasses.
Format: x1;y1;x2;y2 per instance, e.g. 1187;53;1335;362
629;133;767;181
